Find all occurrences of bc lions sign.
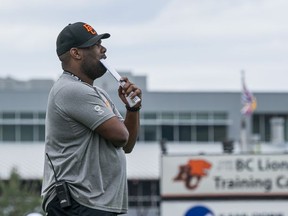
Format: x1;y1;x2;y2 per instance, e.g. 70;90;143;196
161;155;288;216
161;154;288;198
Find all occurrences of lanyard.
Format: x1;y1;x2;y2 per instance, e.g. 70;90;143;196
63;71;82;82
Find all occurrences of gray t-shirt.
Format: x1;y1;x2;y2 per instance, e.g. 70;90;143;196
41;72;128;213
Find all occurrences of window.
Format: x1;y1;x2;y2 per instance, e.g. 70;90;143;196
128;180;160;207
285;117;288;141
213;112;227;120
3;125;16;141
252;115;260;135
38;125;45;141
144;125;157;141
252;114;288;142
197;112;209;120
196;126;209;141
179;112;191;120
38;112;46;119
143;113;157;120
3;112;15;119
139;111;229;142
0;111;46;142
213;126;227;142
161;125;174;141
20;125;34;141
264;115;271;142
179;126;191;141
161;112;174;120
20;112;34;119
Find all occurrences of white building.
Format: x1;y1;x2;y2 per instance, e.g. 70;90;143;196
1;73;288;215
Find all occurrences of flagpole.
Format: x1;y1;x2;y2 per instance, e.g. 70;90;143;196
240;70;248;153
240;70;258;153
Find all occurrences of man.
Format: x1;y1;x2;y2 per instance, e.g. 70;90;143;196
41;22;142;216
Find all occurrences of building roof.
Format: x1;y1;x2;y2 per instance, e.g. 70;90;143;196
1;142;287;180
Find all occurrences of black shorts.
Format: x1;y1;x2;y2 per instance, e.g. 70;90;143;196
46;196;119;216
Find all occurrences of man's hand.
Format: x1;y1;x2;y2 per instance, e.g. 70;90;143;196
118;77;142;108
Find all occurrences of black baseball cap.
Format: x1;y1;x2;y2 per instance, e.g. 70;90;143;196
56;22;110;56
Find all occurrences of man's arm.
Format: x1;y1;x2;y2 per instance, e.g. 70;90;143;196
123;108;140;153
118;77;142;153
95;116;129;147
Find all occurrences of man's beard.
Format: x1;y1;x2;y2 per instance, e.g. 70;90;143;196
81;59;107;80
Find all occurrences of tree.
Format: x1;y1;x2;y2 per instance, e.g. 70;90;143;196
0;168;44;216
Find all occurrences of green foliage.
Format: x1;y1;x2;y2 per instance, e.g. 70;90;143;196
0;168;44;216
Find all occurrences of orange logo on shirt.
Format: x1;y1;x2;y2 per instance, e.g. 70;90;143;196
174;159;212;190
105;100;111;109
83;24;97;35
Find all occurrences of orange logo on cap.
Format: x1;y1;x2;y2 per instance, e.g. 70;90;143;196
83;24;97;35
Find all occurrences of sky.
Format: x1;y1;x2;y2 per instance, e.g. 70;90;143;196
1;0;288;92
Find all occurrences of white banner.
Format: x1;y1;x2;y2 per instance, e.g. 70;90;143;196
161;154;288;197
161;200;288;216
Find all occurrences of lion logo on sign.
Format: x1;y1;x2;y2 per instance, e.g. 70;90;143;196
174;159;212;190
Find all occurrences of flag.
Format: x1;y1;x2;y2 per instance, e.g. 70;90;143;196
241;71;257;116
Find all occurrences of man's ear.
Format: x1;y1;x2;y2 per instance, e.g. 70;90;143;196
70;48;81;60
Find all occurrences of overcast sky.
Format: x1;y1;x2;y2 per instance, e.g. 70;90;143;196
1;0;288;92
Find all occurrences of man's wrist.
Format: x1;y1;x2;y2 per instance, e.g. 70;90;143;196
126;104;142;112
